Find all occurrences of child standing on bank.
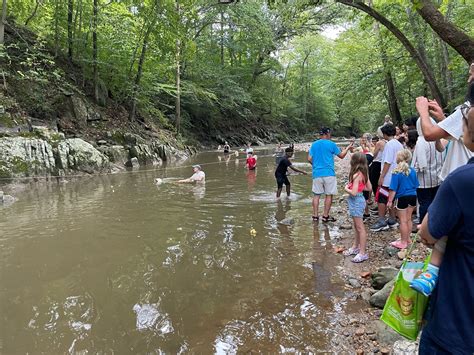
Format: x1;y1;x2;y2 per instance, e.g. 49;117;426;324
387;149;419;249
275;148;307;198
344;153;372;263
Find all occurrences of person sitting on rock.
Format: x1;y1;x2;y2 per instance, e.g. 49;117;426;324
177;165;205;184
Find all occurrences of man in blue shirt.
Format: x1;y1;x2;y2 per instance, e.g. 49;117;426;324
308;127;352;222
418;102;474;354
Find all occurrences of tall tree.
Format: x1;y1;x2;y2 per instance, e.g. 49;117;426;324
374;21;402;124
67;0;73;60
336;0;446;107
92;0;98;103
0;0;6;45
413;0;474;63
175;0;181;133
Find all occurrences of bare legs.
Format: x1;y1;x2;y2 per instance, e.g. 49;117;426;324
352;216;367;254
276;184;291;198
312;194;333;218
312;194;320;217
397;206;415;244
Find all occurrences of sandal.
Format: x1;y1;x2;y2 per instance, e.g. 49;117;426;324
312;216;319;221
343;247;359;256
322;215;336;223
390;240;409;249
352;253;369;263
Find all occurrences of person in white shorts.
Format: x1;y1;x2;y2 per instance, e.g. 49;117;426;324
308;127;353;223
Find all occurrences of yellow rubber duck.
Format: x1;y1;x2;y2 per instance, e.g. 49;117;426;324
250;228;257;237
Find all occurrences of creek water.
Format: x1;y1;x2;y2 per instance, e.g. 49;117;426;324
0;147;358;353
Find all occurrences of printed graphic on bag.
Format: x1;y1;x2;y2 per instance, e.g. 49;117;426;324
397;295;414;316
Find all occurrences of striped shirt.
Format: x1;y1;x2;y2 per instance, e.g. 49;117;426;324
412;141;444;188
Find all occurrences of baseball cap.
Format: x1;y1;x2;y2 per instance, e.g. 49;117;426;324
192;164;201;170
319;127;331;135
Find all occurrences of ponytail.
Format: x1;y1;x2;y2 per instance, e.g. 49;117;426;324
393;149;412;176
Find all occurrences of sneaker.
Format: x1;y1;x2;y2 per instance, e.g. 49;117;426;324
387;217;399;229
410;271;438;296
370;218;389;232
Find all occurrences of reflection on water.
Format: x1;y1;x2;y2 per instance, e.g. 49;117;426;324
0;147;352;353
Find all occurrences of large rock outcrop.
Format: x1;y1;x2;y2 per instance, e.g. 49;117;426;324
0;137;56;178
0;130;190;179
56;138;110;174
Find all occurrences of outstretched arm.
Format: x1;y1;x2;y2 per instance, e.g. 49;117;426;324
416;97;449;141
337;142;353;159
289;166;307;175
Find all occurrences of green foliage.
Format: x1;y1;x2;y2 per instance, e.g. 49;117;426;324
6;0;474;141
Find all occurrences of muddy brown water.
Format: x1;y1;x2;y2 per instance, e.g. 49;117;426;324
0;147;360;353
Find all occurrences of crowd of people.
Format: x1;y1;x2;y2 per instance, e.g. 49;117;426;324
179;63;473;354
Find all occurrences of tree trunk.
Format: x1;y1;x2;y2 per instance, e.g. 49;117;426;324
336;0;446;107
130;25;152;121
406;8;431;72
413;0;474;63
24;0;40;26
67;0;73;61
175;0;181;133
220;10;224;67
374;19;402;124
439;39;453;103
73;0;81;53
54;0;59;57
92;0;98;103
281;63;290;96
301;52;310;121
0;0;7;45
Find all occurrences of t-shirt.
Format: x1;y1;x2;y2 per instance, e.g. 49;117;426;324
308;139;341;178
246;156;257;169
190;171;205;183
411;138;444;189
380;138;403;187
423;157;474;353
389;167;419;198
275;156;292;177
438;104;474;181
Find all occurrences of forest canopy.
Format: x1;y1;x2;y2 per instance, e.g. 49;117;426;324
2;0;474;141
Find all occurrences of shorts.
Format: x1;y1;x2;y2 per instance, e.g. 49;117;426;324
348;194;366;218
376;186;389;204
276;174;290;189
312;176;337;195
396;195;417;210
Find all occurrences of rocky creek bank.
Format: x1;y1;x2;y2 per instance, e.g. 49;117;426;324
319;156;431;354
0;127;193;182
